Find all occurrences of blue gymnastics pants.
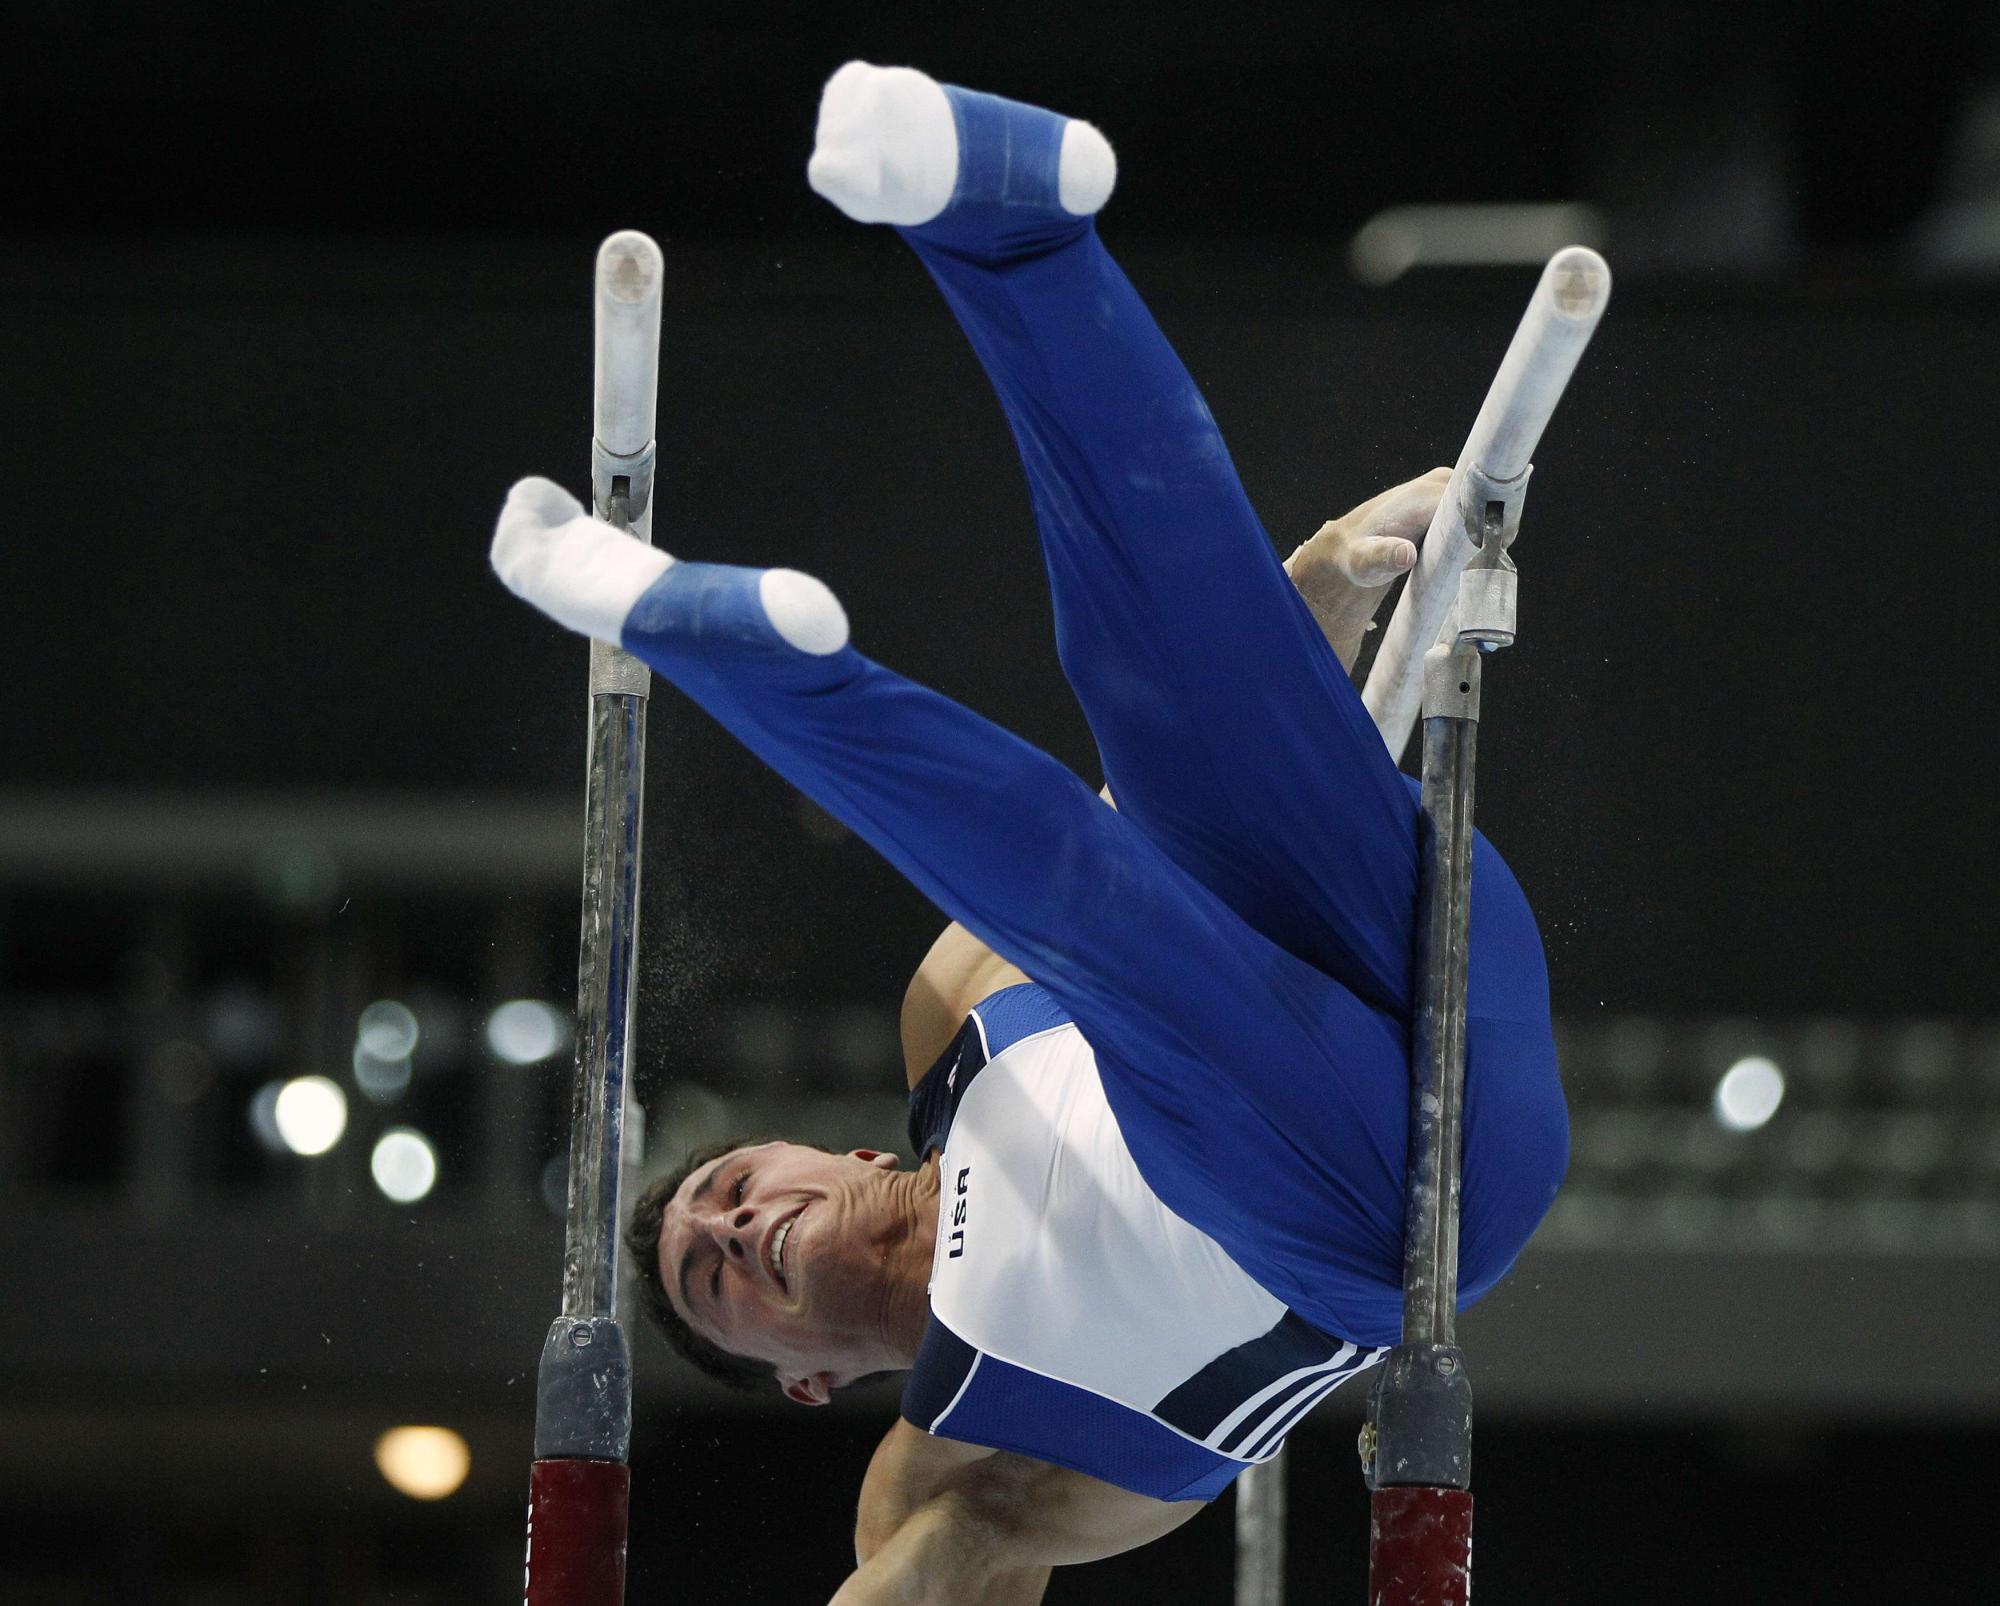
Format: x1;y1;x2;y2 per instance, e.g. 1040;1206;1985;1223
617;88;1567;1345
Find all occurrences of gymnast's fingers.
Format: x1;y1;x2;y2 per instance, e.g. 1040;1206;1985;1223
1340;533;1419;588
1344;466;1451;547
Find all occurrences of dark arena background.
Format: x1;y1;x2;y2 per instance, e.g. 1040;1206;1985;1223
4;4;1998;1602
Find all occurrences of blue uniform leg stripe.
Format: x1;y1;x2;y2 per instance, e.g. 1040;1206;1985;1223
901;85;1088;260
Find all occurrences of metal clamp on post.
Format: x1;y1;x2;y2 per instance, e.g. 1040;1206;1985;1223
1362;1344;1473;1490
591;439;656;533
533;1315;634;1463
1458;461;1529;554
590;440;657;700
1455;463;1525;653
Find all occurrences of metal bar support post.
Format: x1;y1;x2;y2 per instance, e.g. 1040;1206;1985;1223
1356;248;1608;1606
1359;572;1495;1606
524;230;665;1606
1234;1447;1288;1606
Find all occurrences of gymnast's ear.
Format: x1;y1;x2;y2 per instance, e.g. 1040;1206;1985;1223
850;1149;900;1171
781;1372;835;1407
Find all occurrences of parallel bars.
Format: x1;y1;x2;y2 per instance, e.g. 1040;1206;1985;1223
1234;247;1610;1606
522;230;665;1606
507;232;1610;1606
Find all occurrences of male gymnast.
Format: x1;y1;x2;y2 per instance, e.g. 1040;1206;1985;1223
491;63;1568;1604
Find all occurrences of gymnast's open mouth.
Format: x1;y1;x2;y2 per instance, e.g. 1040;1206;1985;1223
766;1203;807;1294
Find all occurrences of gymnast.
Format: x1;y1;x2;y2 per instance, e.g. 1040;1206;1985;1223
491;63;1568;1604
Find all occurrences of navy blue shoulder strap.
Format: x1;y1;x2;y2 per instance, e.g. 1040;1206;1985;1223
906;1014;986;1160
903;984;1072;1159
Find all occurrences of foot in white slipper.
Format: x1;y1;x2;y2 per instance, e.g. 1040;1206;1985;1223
490;476;673;644
808;61;1116;251
490;476;848;658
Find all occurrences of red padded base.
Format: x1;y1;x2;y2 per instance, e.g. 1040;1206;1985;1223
1369;1485;1473;1606
525;1458;630;1606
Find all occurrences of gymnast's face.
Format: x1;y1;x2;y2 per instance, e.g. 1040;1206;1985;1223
658;1139;929;1404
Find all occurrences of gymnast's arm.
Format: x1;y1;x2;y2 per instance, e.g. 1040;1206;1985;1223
833;1419;1205;1605
898;466;1450;1078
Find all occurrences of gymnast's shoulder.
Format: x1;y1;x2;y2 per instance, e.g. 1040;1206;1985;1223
901;922;1032;1088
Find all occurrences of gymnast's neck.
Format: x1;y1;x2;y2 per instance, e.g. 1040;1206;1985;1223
880;1153;944;1364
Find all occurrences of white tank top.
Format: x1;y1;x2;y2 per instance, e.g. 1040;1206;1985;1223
901;983;1386;1501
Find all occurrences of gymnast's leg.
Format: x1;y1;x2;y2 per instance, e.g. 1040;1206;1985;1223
806;67;1567;1294
809;63;1427;1019
491;477;1421;1336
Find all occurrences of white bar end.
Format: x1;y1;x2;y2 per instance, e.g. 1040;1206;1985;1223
593;231;665;458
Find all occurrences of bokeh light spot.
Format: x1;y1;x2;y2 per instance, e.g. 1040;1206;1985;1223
374;1426;470;1500
486;999;567;1066
370;1127;439;1204
358;1000;420;1061
1713;1056;1785;1132
273;1075;348;1156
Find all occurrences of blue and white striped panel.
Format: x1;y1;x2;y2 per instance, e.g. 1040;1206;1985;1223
902;1317;1252;1502
1154;1311;1387;1461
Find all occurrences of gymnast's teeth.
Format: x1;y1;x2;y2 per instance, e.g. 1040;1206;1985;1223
771;1216;796;1282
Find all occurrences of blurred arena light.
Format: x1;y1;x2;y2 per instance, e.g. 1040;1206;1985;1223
1349;202;1607;285
485;998;567;1065
273;1074;348;1155
1713;1055;1786;1131
1911;84;2000;276
370;1127;439;1204
373;1426;470;1501
247;1081;287;1154
357;999;420;1060
352;1043;412;1103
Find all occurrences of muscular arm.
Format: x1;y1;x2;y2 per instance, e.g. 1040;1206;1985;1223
833;1420;1205;1606
900;924;1031;1085
899;468;1449;1083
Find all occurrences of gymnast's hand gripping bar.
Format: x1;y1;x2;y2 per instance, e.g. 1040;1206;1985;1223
524;230;664;1606
1360;247;1611;764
